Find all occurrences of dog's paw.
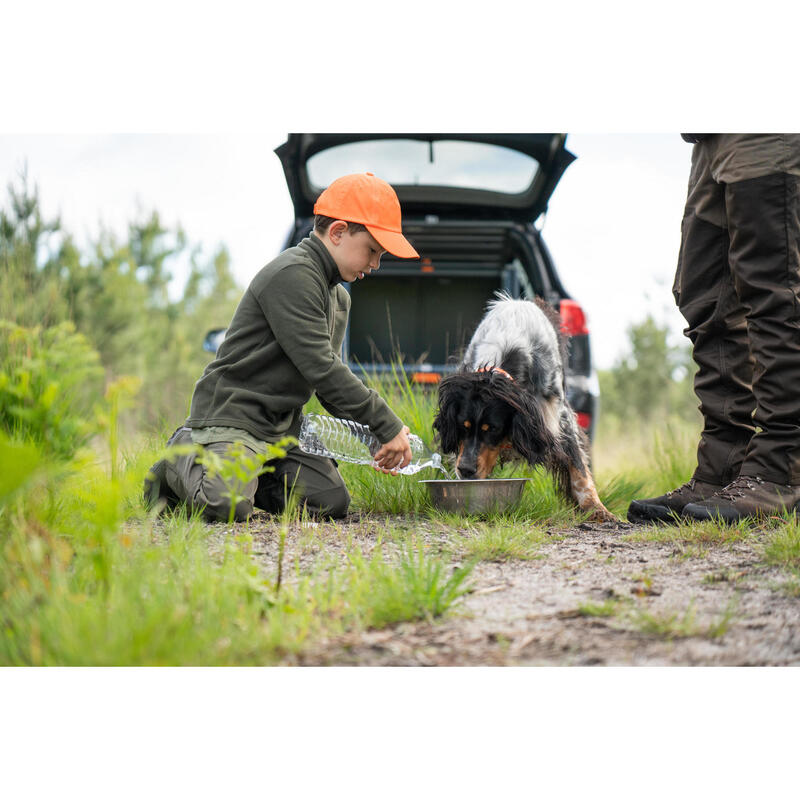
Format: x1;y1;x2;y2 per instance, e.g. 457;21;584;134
586;506;620;525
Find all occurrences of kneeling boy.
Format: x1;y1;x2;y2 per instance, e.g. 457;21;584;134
145;172;418;521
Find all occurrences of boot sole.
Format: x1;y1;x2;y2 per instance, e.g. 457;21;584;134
682;502;774;524
627;500;688;524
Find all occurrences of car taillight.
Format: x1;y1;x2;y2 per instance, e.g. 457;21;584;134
412;372;441;384
560;299;589;336
576;412;592;431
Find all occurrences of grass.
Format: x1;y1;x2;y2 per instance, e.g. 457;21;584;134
763;517;800;571
451;520;551;561
573;591;739;640
0;468;475;664
5;332;795;665
622;597;738;640
577;598;623;617
0;360;481;665
774;578;800;598
345;543;474;628
623;517;756;548
702;569;746;585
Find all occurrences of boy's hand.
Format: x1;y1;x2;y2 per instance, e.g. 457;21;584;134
373;426;412;474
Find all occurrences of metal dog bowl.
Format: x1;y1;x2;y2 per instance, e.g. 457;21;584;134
420;478;529;514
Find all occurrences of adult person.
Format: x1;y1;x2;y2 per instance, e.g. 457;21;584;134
144;172;419;522
628;134;800;523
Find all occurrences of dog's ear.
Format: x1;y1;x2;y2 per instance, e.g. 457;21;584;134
433;378;463;454
508;393;555;467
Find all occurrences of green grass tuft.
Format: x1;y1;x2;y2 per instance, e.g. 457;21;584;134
346;543;474;629
621;597;737;640
577;598;623;617
624;518;755;547
763;519;800;571
452;520;549;561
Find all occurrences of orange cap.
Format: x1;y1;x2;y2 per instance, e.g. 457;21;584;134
313;172;419;259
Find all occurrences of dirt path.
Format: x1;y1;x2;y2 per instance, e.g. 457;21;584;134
208;515;800;666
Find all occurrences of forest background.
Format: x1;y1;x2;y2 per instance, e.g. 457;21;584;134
0;171;700;449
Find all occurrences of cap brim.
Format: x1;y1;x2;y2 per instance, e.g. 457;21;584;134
366;226;419;259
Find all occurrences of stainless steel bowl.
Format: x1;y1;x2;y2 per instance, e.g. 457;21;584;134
419;478;529;514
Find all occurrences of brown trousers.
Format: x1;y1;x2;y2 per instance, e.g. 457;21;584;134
164;428;350;522
674;134;800;484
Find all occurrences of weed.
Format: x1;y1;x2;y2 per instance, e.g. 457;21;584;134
774;579;800;598
671;543;711;561
702;569;745;585
345;542;474;628
343;462;434;515
624;517;754;547
763;519;800;570
651;424;698;494
274;471;307;594
453;521;548;561
625;601;701;639
578;598;623;617
0;321;105;459
622;596;738;640
629;572;656;596
706;597;739;639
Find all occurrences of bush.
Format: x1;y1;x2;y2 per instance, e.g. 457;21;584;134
0;321;104;459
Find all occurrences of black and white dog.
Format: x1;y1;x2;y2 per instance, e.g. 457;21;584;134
433;293;616;523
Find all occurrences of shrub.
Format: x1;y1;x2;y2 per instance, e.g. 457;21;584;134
0;321;104;459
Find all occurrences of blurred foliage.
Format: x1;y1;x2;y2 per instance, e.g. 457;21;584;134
0;321;104;459
0;169;242;433
597;315;698;423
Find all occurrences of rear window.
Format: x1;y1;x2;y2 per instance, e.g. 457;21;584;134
306;139;541;195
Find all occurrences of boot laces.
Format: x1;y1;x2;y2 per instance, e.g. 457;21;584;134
719;476;763;501
665;480;695;498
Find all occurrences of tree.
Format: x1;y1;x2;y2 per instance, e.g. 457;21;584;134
1;173;244;433
598;315;697;422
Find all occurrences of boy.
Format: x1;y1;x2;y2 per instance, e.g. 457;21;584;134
144;172;419;521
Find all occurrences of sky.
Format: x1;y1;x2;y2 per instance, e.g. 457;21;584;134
0;132;691;369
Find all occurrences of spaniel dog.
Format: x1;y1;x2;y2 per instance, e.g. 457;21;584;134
433;293;616;523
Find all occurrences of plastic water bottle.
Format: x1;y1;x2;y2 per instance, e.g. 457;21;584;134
298;413;445;475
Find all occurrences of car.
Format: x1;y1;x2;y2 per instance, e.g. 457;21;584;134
205;133;599;440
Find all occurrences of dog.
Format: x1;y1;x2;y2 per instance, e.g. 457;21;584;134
433;293;617;523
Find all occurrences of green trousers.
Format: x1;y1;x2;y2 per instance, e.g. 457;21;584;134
163;428;350;522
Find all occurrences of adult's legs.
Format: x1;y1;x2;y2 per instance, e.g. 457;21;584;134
682;135;800;520
628;140;755;523
725;171;800;484
674;142;756;485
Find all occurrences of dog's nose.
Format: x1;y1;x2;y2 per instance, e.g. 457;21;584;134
457;464;477;480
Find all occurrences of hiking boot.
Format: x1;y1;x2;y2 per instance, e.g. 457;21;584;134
683;476;800;523
142;425;188;512
627;478;724;523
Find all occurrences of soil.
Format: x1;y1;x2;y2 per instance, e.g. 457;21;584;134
204;513;800;666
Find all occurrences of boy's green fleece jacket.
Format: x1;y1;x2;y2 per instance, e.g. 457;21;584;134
187;233;404;444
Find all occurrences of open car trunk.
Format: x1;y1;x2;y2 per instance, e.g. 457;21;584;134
344;220;552;379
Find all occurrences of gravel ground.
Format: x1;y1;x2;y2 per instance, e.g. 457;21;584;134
203;513;800;666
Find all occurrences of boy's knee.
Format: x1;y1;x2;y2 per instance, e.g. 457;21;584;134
199;495;254;523
287;480;350;519
193;477;255;522
311;484;350;519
